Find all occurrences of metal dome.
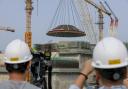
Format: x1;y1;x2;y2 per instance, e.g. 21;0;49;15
47;24;86;37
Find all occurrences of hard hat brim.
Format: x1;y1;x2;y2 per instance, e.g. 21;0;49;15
3;55;32;64
92;61;128;69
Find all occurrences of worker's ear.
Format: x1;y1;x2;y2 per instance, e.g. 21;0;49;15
26;61;31;70
95;70;101;79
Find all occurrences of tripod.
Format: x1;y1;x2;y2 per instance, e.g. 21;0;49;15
31;51;52;89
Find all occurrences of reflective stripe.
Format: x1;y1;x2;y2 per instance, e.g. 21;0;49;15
108;59;121;65
10;57;19;61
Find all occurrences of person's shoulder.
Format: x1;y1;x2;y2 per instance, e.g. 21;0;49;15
25;82;41;89
0;80;9;85
69;84;80;89
0;80;11;88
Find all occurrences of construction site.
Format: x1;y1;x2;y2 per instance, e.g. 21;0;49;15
0;0;128;89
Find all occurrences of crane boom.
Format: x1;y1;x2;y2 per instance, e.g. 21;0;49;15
99;1;109;14
83;0;111;40
83;0;111;16
104;1;118;20
104;1;118;36
0;27;15;32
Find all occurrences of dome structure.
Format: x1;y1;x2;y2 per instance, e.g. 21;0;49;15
47;24;86;37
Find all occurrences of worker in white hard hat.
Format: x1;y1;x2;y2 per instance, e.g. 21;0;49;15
69;37;128;89
0;39;41;89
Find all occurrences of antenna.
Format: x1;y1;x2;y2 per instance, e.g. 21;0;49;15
37;0;39;16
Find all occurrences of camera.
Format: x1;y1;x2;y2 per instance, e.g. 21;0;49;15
31;50;52;89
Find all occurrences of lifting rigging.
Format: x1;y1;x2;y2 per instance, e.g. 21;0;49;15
74;0;97;43
47;0;86;37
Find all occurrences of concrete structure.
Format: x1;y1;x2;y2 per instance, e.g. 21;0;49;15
34;41;96;89
0;53;8;81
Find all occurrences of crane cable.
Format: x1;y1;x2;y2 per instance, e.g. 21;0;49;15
71;0;85;32
49;0;85;33
48;0;64;30
76;0;97;43
76;0;92;42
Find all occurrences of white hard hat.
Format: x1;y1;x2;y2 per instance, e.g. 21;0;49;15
4;39;32;64
92;37;128;69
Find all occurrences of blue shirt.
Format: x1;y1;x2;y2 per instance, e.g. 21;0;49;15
69;84;127;89
0;80;41;89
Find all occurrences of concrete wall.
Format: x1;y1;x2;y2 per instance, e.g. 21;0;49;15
52;69;79;89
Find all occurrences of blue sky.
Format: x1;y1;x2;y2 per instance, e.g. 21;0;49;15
0;0;128;50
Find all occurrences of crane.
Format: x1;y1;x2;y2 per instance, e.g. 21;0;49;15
25;0;33;82
25;0;33;48
83;0;111;40
25;0;40;82
0;27;15;32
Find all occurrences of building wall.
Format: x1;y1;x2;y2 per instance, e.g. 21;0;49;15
52;70;79;89
0;73;8;82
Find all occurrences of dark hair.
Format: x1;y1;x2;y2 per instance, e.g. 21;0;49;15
96;67;127;81
5;62;29;73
